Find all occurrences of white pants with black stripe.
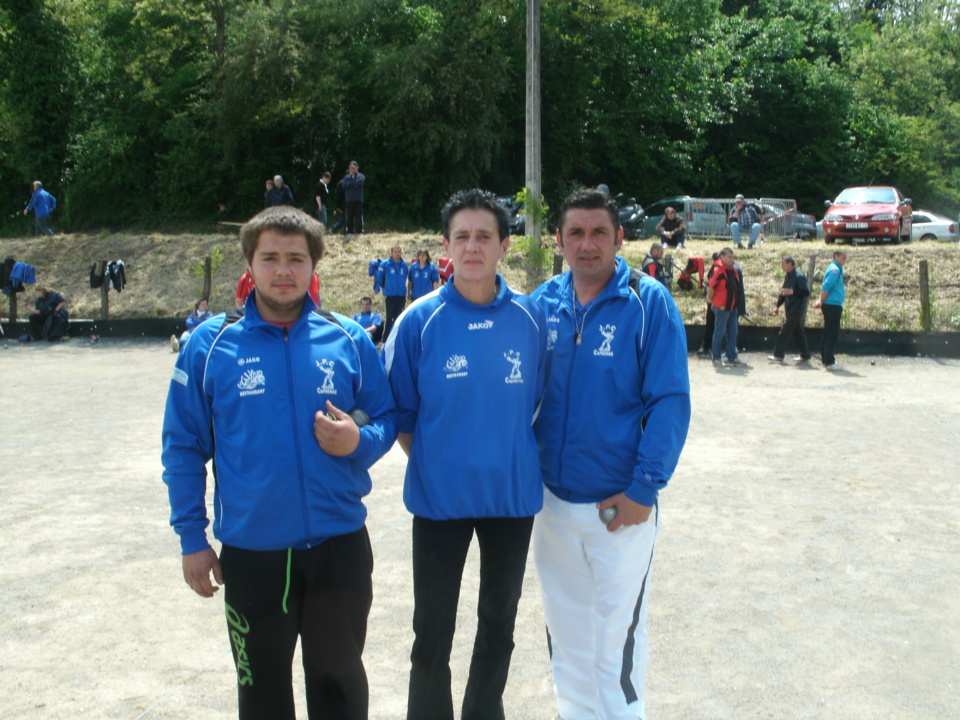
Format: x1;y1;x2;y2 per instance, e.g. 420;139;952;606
534;488;658;720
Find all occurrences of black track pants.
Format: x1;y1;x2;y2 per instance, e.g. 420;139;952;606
220;528;373;720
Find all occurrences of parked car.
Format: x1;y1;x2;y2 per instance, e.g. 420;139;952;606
910;210;958;242
759;203;817;240
822;186;913;244
642;196;728;239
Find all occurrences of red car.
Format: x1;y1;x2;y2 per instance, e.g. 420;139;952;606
822;186;913;244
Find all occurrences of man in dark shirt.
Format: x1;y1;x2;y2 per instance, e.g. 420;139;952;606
768;256;812;363
315;171;331;226
641;243;668;286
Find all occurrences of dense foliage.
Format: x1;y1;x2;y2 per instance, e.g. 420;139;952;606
1;0;959;231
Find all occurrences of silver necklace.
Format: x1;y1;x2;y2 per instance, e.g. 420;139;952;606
574;292;593;346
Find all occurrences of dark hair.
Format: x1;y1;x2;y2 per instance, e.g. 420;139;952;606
557;188;619;235
833;250;846;259
441;189;510;241
719;247;734;258
782;256;796;268
239;206;325;266
322;171;331;179
361;296;372;303
416;249;432;264
195;298;208;310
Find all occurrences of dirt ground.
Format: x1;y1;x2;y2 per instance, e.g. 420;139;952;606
1;338;958;720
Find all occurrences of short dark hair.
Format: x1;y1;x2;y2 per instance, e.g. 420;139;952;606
719;247;735;258
557;189;619;235
361;296;372;304
441;189;510;241
782;256;796;268
322;171;331;180
239;206;325;266
833;250;846;259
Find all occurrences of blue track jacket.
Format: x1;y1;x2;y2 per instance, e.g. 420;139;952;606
378;257;408;297
533;257;691;507
384;276;547;520
161;293;398;554
26;188;56;217
408;261;440;299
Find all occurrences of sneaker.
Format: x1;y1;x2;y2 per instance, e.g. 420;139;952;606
794;356;811;363
825;363;841;371
712;359;722;367
170;334;180;353
767;355;783;363
724;359;741;367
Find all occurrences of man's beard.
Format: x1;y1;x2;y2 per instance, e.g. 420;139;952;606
258;290;304;316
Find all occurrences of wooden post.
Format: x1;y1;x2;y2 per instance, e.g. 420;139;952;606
202;256;212;300
100;259;109;321
8;293;17;324
524;0;542;246
919;259;931;332
802;255;816;323
552;253;563;277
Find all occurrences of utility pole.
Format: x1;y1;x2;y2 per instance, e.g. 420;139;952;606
525;0;542;245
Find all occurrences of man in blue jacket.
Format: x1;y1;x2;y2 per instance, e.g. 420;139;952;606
532;188;691;720
813;249;847;370
377;245;408;342
384;189;547;720
24;181;56;236
161;205;397;720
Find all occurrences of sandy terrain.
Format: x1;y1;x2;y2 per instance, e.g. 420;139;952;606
1;338;958;719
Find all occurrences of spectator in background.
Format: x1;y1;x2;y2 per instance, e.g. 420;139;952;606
437;254;454;285
264;174;294;207
640;242;668;286
24;181;57;237
656;206;685;249
263;179;273;206
29;286;68;341
813;249;847;371
329;177;347;234
342;161;366;234
315;171;331;227
768;256;812;363
352;296;383;345
407;249;439;302
377;245;408;342
697;252;721;356
171;298;214;353
707;247;743;367
235;271;255;308
729;194;764;250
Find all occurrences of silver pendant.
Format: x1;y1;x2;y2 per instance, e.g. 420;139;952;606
575;333;582;345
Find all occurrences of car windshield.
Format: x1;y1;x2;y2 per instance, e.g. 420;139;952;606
834;188;896;205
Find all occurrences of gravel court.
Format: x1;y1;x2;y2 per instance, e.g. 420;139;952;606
1;339;957;719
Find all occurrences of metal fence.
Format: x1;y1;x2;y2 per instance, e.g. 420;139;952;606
647;196;804;240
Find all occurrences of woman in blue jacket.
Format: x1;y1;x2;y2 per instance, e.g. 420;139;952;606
407;249;440;302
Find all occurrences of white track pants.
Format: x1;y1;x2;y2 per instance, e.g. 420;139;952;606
533;488;658;720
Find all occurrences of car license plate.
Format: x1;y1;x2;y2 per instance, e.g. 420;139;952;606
846;222;868;229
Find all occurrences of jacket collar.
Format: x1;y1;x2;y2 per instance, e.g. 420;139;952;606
441;273;512;309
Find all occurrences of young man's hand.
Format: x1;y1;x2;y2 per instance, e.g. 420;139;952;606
182;548;223;598
314;401;361;456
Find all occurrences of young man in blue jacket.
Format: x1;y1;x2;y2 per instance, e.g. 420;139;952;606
161;205;397;720
24;181;56;236
532;189;691;720
384;189;547;720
